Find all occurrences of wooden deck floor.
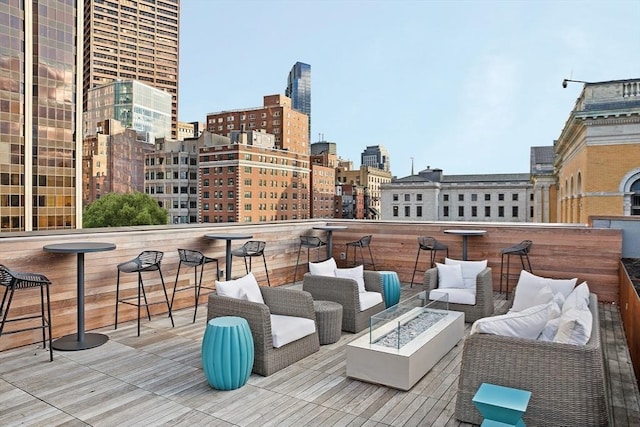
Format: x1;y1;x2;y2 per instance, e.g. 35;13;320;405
1;286;639;426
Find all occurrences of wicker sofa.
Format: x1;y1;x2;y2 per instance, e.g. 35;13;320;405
302;270;386;333
424;267;494;322
207;286;319;376
455;293;608;426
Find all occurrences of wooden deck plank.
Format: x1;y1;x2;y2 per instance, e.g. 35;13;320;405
0;286;638;426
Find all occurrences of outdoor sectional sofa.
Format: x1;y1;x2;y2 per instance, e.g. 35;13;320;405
455;293;608;426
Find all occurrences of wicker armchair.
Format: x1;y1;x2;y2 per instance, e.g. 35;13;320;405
455;293;607;426
207;287;319;376
302;270;386;333
424;267;494;323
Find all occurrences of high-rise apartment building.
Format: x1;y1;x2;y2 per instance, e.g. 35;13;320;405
83;0;180;138
285;62;311;142
309;141;338;219
361;145;390;172
1;1;83;232
84;80;172;143
206;94;309;155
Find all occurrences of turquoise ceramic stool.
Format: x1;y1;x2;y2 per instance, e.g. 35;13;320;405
472;383;531;426
379;271;401;308
202;316;254;390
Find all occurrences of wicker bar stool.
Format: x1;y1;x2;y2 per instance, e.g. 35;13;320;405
410;236;449;287
499;240;533;299
115;250;174;336
345;235;375;270
231;241;270;286
293;235;327;283
171;249;220;323
0;264;53;361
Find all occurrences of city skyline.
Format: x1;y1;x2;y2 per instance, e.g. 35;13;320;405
178;0;640;177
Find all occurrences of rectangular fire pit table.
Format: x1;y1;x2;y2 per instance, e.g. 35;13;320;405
346;292;464;390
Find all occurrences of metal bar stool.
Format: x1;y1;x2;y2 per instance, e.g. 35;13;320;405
115;250;174;336
293;235;327;283
231;241;270;286
410;236;449;287
345;235;376;270
500;240;533;299
171;249;220;323
0;264;53;361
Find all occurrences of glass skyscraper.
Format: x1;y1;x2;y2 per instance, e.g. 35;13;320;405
285;62;311;142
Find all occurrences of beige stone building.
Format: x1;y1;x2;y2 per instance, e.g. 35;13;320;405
555;79;640;223
336;164;393;219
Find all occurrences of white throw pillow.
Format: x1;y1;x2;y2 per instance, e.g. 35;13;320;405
538;316;562;342
335;265;365;293
553;307;593;346
215;272;264;304
308;257;337;277
511;270;577;312
471;301;554;339
445;258;488;289
436;262;464;289
563;281;590;313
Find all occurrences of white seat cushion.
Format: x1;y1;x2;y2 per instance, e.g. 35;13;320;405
445;258;488;289
215;272;264;304
270;314;316;348
309;257;337;276
335;265;365;293
359;291;383;311
429;288;476;305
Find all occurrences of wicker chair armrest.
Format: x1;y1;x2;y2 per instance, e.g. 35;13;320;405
424;268;438;291
475;267;493;310
207;294;273;349
302;273;359;312
363;271;383;296
261;287;315;320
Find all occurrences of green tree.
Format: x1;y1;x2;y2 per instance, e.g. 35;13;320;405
83;192;168;228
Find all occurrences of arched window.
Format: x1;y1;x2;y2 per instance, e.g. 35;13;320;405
632;179;640;215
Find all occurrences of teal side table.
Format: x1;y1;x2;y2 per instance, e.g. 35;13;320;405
472;383;531;426
202;316;254;390
379;271;401;308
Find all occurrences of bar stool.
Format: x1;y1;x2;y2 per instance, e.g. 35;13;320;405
345;235;376;270
500;240;533;299
410;236;449;287
171;249;220;323
0;265;53;361
231;241;270;286
115;250;174;336
293;235;327;283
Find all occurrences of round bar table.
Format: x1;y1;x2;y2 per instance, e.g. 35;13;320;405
443;229;486;260
205;233;253;280
43;242;116;351
312;225;348;259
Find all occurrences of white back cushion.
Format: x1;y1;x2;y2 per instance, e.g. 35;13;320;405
511;270;577;312
215;272;264;304
309;257;337;276
270;314;316;348
563;281;590;313
335;265;365;293
445;258;487;289
359;291;383;311
436;263;464;289
553;307;593;346
471;302;554;339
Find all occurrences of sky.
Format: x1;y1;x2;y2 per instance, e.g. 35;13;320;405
178;0;640;178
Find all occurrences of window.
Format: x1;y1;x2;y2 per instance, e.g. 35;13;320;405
458;194;464;201
443;206;449;217
404;194;410;202
417;194;422;201
443;194;449;202
416;206;422;217
485;194;491;201
471;206;477;217
512;206;519;217
471;193;477;201
498;193;504;201
393;206;398;217
512;193;519;201
530;206;534;218
498;206;504;217
485;206;491;217
393;194;398;201
404;206;410;217
458;206;464;217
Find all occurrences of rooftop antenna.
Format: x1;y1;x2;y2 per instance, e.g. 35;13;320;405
411;157;414;175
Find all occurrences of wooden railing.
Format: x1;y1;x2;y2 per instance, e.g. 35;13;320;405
0;220;622;351
619;261;640;387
